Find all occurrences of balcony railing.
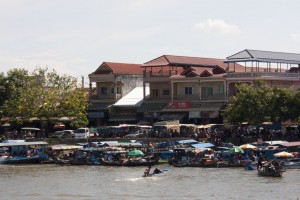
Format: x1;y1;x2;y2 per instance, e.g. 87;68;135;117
174;94;226;101
144;71;178;77
174;94;199;100
227;72;300;78
90;94;122;101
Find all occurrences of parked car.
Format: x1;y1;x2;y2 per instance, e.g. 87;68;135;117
49;131;64;138
74;128;90;138
124;131;145;138
61;130;75;138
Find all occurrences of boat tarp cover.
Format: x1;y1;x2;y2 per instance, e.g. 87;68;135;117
191;143;215;148
177;139;198;144
0;141;48;147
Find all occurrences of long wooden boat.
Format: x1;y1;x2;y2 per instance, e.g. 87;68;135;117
0;155;41;164
0;141;48;164
172;158;229;168
100;157;159;166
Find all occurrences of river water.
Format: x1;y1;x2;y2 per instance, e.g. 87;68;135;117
0;164;299;200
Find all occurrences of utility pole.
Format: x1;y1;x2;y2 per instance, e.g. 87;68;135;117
81;76;84;90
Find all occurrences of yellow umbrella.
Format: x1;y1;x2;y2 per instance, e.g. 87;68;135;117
274;151;294;158
239;143;257;150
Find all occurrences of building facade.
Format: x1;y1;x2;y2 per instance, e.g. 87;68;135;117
138;55;237;124
88;50;300;126
88;62;143;126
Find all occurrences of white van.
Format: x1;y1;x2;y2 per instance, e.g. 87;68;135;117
74;128;90;138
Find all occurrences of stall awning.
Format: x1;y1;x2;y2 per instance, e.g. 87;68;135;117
109;116;137;122
158;114;186;121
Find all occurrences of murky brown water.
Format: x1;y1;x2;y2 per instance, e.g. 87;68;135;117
0;164;299;200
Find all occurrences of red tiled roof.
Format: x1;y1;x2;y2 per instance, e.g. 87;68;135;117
191;67;213;76
91;62;143;75
143;55;232;70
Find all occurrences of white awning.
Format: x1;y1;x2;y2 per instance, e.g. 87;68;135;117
113;86;149;107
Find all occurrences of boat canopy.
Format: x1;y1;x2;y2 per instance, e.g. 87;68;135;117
191;143;215;148
51;144;83;150
0;141;48;147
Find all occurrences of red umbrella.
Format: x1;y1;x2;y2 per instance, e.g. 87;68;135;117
53;124;65;129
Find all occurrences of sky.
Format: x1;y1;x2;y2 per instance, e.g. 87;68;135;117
1;0;300;85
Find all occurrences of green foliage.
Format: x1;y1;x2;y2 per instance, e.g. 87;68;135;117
223;80;298;125
1;67;89;129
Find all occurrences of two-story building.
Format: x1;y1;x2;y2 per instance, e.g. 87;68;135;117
138;55;244;124
88;49;300;127
88;62;143;126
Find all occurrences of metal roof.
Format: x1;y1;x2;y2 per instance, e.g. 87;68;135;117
225;49;300;64
113;86;149;107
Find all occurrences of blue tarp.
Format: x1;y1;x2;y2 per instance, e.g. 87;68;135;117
191;143;215;148
157;141;177;148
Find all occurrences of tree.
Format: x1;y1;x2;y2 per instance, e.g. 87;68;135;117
0;68;29;109
269;87;294;122
223;80;273;125
1;67;89;129
290;89;300;122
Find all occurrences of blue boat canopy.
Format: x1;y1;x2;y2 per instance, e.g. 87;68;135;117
177;139;198;144
191;143;215;148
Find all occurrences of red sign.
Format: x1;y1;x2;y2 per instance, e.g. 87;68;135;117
167;101;190;109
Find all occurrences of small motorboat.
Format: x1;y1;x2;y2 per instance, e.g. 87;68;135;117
257;160;285;177
142;167;172;178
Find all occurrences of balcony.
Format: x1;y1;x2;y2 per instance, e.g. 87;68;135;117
90;94;122;101
174;94;226;101
174;94;199;101
144;71;177;77
201;94;226;101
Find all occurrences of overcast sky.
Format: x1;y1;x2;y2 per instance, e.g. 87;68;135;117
1;0;300;84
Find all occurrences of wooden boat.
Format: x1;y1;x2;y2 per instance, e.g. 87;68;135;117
257;160;285;177
0;155;41;164
280;158;300;169
100;156;159;166
172;158;228;168
0;141;48;164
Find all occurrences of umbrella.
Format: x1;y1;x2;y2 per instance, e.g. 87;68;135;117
53;124;66;129
128;149;144;157
1;123;11;127
239;143;257;150
274;151;294;158
229;146;244;154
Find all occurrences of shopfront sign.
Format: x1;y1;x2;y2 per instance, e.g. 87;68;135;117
167;101;190;109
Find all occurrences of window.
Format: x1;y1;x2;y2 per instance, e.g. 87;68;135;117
117;87;121;94
162;89;170;96
184;87;193;95
202;87;213;96
101;87;107;96
218;85;224;94
111;87;117;94
152;89;159;98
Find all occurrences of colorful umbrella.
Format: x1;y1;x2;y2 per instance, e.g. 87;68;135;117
53;124;66;129
274;151;294;158
239;143;257;150
128;149;144;157
229;146;244;154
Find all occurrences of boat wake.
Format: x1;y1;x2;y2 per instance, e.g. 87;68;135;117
115;176;161;182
